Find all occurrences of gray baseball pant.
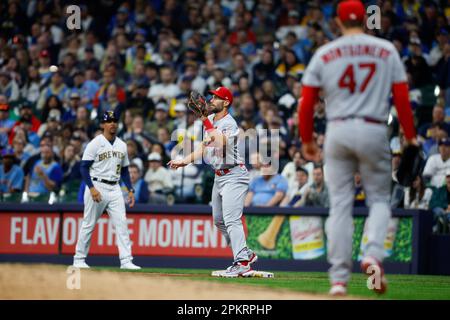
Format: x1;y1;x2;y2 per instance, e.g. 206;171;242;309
324;119;391;284
211;165;251;263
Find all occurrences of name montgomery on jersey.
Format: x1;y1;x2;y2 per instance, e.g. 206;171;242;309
98;150;125;161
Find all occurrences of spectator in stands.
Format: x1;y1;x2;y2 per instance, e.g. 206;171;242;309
126;139;144;172
93;70;126;109
127;163;149;204
429;170;450;234
245;163;288;207
281;150;304;189
148;65;181;104
37;71;69;111
423;138;450;188
97;83;125;119
62;92;81;123
12;136;31;167
145;152;174;204
280;166;310;207
126;79;154;119
0;102;15;148
0;71;20;103
9;102;41;140
24;143;63;198
418;104;450;140
37;109;62;138
404;37;434;88
247;152;262;181
391;150;405;208
296;165;329;207
145;101;174;139
404;175;433;210
421;123;448;157
60;144;81;184
0;148;24;194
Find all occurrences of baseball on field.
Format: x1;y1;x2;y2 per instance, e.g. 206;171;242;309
49;65;58;72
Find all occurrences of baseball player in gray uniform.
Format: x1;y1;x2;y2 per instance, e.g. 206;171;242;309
299;0;417;295
73;110;141;270
168;86;257;277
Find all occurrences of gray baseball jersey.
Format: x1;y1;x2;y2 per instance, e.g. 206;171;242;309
302;33;407;285
302;33;407;121
203;113;244;170
203;113;253;263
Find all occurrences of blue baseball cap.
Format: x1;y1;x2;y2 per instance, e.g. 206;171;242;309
1;148;15;158
101;110;118;123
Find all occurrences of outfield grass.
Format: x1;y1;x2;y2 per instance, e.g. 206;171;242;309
94;267;450;300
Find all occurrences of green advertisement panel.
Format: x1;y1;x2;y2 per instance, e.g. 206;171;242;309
246;215;413;262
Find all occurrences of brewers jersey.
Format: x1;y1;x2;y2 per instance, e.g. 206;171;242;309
302;33;407;121
82;134;129;181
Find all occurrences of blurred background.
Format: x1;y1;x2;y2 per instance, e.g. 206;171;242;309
0;0;449;233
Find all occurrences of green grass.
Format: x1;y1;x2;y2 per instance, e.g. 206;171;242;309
91;266;450;300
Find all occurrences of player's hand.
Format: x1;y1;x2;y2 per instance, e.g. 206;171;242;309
302;141;320;163
202;135;215;146
405;137;419;147
167;159;188;169
89;187;102;202
127;191;135;208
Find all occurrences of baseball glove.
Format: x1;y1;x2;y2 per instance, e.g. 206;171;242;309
395;144;424;187
188;90;208;118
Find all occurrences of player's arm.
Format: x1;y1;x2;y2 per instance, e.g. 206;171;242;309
80;141;103;202
200;115;228;148
168;143;205;169
120;166;135;207
79;160;102;200
298;86;321;161
392;82;417;145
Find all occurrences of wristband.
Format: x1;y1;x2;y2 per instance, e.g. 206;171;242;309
202;118;214;132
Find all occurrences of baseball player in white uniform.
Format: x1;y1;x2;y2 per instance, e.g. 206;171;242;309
299;0;418;295
168;86;257;277
73;110;141;270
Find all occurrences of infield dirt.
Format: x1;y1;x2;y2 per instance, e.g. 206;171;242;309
0;263;347;300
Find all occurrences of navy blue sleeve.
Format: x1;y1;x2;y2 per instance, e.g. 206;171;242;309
80;160;94;189
114;103;125;119
140;180;150;203
120;166;133;191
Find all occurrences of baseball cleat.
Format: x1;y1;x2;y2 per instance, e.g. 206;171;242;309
120;262;142;270
329;282;347;296
73;260;90;269
248;252;258;265
221;262;254;278
361;256;387;294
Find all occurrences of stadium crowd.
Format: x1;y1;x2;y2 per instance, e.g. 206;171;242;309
0;0;449;233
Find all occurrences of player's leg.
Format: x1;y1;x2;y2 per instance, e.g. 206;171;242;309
221;175;250;263
356;124;391;294
105;186;139;269
357;126;392;263
211;179;231;246
74;184;107;267
324;125;358;291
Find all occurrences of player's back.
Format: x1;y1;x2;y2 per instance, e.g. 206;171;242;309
304;33;406;122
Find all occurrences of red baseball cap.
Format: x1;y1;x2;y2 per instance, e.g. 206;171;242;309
209;86;233;105
0;103;9;111
337;0;366;23
39;50;50;58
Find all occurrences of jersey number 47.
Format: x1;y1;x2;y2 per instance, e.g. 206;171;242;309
338;63;376;94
